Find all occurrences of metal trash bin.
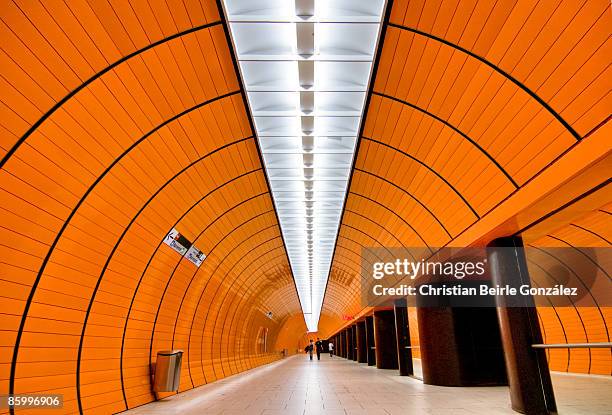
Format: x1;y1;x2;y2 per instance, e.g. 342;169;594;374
153;350;183;392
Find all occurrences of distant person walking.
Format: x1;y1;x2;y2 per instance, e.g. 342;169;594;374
328;341;334;357
315;338;323;361
305;339;314;360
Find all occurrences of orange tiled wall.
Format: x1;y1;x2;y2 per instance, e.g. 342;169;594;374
0;1;303;414
318;0;610;377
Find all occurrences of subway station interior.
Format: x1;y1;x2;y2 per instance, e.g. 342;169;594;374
1;0;611;414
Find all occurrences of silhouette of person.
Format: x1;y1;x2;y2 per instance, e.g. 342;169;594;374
315;338;323;360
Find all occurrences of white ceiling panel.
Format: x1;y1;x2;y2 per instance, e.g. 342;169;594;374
231;23;296;59
223;0;386;332
317;24;380;59
241;61;299;90
249;92;300;115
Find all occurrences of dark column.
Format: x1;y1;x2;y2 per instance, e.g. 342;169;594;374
417;304;507;386
356;321;367;363
394;299;413;376
351;325;358;361
373;309;398;369
488;236;557;414
346;326;351;360
418;306;459;385
347;326;355;360
365;315;376;366
344;327;353;360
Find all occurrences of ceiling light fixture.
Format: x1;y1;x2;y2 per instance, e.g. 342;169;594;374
223;0;386;332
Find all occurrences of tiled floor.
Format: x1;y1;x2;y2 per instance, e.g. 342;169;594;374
122;355;612;415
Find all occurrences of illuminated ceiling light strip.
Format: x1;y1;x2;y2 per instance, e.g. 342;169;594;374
223;0;386;332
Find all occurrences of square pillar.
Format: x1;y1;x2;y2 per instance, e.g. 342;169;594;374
394;299;413;376
365;315;376;366
356;321;367;363
351;325;358;361
488;236;557;414
345;329;353;360
373;309;398;369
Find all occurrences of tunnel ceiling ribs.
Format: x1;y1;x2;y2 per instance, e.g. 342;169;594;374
1;1;306;413
222;0;387;331
0;2;611;414
319;0;611;340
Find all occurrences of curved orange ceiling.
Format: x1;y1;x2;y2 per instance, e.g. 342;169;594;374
528;205;611;375
319;0;611;375
0;1;303;413
1;2;611;414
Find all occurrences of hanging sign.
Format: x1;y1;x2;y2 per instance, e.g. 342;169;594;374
163;228;206;267
163;228;190;255
185;245;206;267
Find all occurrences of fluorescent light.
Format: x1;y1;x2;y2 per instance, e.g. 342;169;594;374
223;0;386;332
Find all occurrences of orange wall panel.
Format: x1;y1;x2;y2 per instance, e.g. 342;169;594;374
0;2;302;414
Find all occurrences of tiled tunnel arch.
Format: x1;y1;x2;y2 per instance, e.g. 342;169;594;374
1;1;304;414
529;210;611;375
1;0;611;414
318;0;611;374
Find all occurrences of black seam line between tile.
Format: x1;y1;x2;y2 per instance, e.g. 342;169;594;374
582;114;610;140
143;197;271;387
0;20;223;171
120;178;266;409
343;207;424;255
335;223;422;289
527;258;584;373
529;245;610;328
320;0;396;327
387;23;582;142
146;205;274;387
361;136;480;218
372;92;518;188
207;234;289;374
215;0;306;325
73;139;253;414
222;249;288;355
189;235;283;383
332;253;368;277
339;223;404;262
333;243;378;271
185;227;280;386
409;138;589;262
352;168;452;238
335;235;381;270
328;183;612;339
569;224;611;245
218;246;290;363
8;92;243;415
528;244;609;352
513;178;611;235
545;235;610;281
521;262;571;371
345;194;434;252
